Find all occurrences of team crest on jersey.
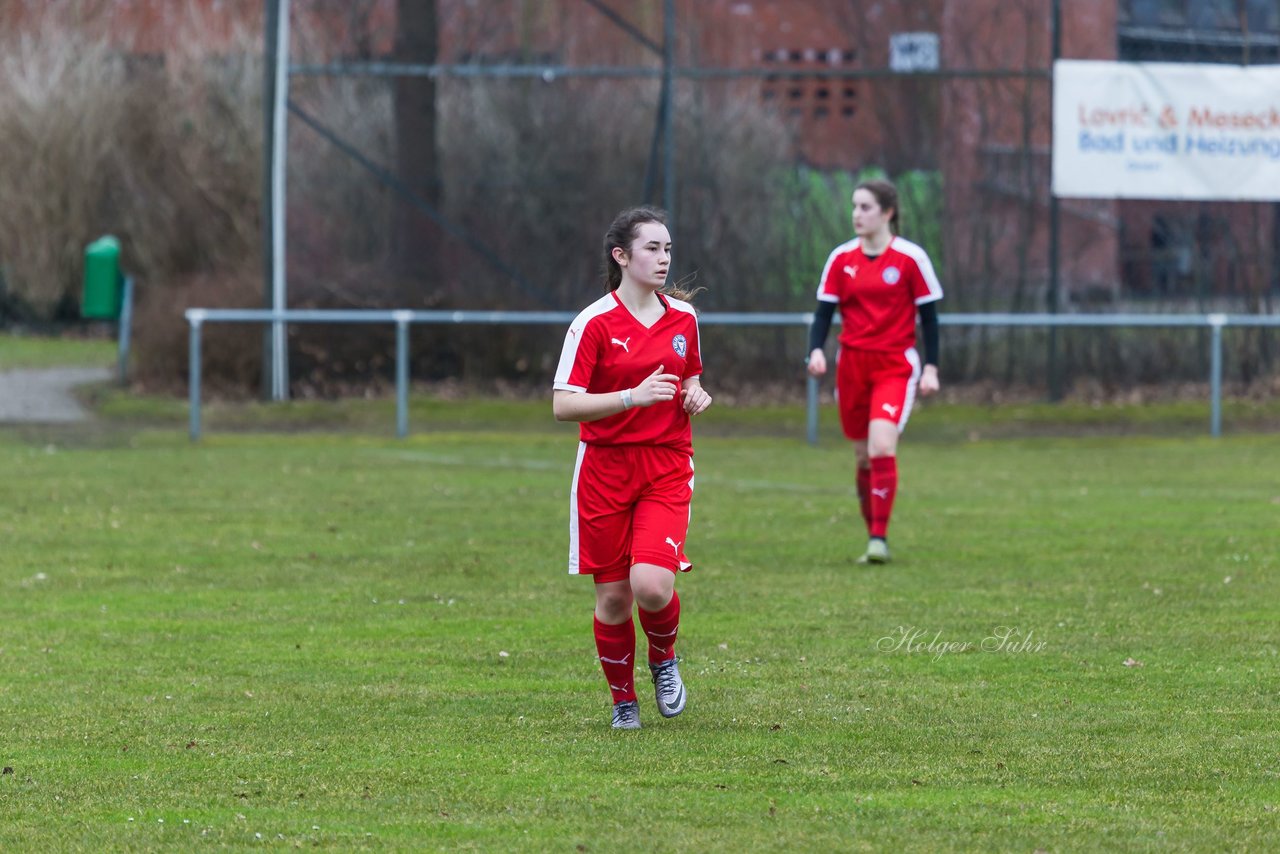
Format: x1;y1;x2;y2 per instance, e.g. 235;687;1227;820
882;266;901;285
671;334;687;357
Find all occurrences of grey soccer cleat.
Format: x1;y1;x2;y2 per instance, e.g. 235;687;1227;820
649;658;687;718
611;699;642;730
856;537;891;564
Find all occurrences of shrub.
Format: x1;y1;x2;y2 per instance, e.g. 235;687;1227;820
0;1;264;330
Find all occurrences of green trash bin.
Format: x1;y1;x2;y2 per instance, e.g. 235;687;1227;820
83;235;123;320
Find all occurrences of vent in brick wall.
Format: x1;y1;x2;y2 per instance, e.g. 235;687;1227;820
759;47;858;120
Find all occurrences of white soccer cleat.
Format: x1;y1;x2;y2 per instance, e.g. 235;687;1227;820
649;658;687;718
856;537;891;565
611;700;642;730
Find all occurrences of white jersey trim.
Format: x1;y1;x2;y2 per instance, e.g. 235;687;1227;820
664;295;703;382
553;293;618;392
816;238;861;302
889;237;944;306
663;294;698;318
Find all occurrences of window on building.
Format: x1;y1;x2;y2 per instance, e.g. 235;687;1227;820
1248;0;1280;30
1189;0;1240;28
1118;0;1280;62
759;46;859;120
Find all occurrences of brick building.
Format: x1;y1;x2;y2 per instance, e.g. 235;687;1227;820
6;0;1275;306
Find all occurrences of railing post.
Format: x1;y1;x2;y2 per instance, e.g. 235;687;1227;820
806;375;820;445
395;311;411;438
803;313;819;446
117;275;134;386
1208;313;1226;438
188;310;205;442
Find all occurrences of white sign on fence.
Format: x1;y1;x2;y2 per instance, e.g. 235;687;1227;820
1052;59;1280;201
890;32;939;72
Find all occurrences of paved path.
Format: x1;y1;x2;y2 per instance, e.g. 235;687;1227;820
0;367;113;423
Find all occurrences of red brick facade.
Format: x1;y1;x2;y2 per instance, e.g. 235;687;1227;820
8;0;1268;305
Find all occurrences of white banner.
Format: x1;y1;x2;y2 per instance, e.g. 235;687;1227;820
1053;60;1280;201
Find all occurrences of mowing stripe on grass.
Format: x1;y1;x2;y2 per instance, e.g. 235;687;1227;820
379;449;854;494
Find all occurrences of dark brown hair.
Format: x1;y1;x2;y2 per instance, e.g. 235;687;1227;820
855;179;900;234
602;205;699;302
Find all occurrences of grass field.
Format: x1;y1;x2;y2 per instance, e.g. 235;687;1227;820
0;331;115;370
2;394;1278;850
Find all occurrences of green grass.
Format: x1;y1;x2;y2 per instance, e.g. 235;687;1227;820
82;380;1280;443
0;331;115;369
1;414;1278;851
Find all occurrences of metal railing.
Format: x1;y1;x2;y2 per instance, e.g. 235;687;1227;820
183;308;1280;442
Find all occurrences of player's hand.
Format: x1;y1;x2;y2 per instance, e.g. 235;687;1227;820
632;364;680;407
681;382;713;416
919;364;940;397
806;348;827;377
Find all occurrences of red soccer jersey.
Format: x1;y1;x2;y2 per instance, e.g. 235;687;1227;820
816;236;943;353
554;292;703;453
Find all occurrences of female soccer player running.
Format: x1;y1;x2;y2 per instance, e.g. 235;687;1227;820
807;179;943;565
553;206;713;730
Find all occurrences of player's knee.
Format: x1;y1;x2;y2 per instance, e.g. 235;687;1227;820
868;441;896;459
631;579;673;611
595;588;633;619
867;430;898;459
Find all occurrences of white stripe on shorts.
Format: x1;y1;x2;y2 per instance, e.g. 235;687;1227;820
681;456;695;571
899;347;922;434
567;441;587;574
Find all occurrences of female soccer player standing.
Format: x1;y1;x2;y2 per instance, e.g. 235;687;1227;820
807;179;943;564
553;206;713;730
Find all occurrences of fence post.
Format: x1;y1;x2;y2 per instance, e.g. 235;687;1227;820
1208;313;1225;438
395;311;411;438
117;275;135;386
188;310;205;442
806;375;820;445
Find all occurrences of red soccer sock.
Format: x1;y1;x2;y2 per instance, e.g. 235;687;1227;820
593;615;638;703
869;455;898;540
856;464;872;531
638;589;680;666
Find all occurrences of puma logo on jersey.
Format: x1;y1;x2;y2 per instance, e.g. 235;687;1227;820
882;403;899;416
843;264;859;278
611;337;631;352
872;488;890;499
665;537;681;554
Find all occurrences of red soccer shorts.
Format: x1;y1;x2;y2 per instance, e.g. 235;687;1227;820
835;346;922;441
568;442;694;582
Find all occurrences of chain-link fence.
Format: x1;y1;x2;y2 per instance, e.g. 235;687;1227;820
0;0;1275;399
270;0;1277;397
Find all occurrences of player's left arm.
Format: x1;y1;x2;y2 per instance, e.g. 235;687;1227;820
680;319;711;415
681;376;712;415
908;252;943;397
917;301;940;397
